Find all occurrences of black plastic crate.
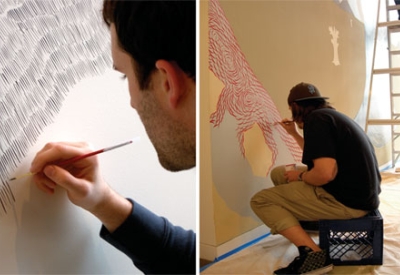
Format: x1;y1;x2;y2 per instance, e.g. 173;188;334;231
319;209;383;266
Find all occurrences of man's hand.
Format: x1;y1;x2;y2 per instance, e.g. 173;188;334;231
30;142;132;232
285;158;337;186
278;119;297;136
30;142;107;211
284;170;303;183
278;119;304;149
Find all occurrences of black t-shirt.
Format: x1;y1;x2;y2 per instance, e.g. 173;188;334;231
302;108;381;211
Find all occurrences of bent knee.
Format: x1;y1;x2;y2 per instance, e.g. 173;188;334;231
250;189;273;209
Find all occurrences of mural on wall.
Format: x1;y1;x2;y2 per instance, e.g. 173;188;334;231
208;0;305;220
329;26;341;66
209;0;303;175
208;0;374;226
0;0;111;214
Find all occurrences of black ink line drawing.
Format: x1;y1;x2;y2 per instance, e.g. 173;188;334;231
0;0;112;215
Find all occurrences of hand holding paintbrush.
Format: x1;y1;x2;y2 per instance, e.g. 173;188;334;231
268;120;298;139
28;138;138;194
271;119;294;126
23;138;139;231
10;139;138;182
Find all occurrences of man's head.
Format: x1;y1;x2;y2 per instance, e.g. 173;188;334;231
102;1;196;172
102;0;195;90
288;82;333;125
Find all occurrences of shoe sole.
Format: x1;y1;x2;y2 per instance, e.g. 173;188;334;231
302;264;334;275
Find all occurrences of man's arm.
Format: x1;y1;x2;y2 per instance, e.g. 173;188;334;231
278;120;304;149
31;142;195;274
100;199;196;274
301;157;338;186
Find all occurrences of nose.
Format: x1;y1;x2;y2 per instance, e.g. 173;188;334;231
130;99;137;110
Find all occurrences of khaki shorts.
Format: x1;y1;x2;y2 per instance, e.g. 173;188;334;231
250;165;368;234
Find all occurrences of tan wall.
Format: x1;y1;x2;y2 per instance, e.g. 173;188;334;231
218;0;366;118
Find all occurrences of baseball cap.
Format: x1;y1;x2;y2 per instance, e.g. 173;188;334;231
287;82;329;105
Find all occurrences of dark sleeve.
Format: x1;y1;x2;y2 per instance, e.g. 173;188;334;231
302;113;337;164
99;199;196;274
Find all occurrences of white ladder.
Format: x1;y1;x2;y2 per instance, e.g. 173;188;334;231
366;0;400;167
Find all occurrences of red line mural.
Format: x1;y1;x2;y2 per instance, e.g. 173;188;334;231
208;0;302;175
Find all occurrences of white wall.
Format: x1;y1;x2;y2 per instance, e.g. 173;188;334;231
0;70;196;274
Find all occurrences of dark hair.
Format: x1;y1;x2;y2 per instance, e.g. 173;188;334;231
290;99;335;123
102;0;196;90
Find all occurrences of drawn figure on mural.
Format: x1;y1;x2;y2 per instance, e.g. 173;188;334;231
30;1;196;274
251;82;381;275
0;0;111;213
208;0;302;175
329;26;340;66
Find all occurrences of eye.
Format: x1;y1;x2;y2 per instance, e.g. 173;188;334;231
112;64;126;80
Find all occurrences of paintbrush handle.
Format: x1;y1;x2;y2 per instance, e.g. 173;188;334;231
9;138;139;181
56;148;105;166
56;140;134;166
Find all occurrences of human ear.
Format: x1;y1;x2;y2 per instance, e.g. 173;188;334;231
155;60;184;109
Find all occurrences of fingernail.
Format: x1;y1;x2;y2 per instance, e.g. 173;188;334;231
30;163;38;173
44;166;55;177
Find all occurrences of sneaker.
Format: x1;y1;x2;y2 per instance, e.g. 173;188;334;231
274;246;333;275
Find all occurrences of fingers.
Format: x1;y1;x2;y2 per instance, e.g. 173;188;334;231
284;171;296;182
279;119;294;126
30;142;93;173
43;165;85;194
284;171;289;181
33;164;88;197
33;172;57;195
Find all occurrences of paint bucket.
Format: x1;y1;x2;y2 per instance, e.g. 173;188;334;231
285;164;296;171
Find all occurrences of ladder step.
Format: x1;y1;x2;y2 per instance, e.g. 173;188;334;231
378;21;400;28
390;50;400;55
373;68;400;74
387;4;400;11
368;119;400;125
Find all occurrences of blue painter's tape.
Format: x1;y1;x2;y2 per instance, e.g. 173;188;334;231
200;232;271;272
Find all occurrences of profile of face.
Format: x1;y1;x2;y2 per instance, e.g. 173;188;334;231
296;122;304;130
110;24;196;172
289;104;304;129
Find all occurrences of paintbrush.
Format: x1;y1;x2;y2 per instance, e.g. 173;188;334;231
9;137;140;181
270;120;294;126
